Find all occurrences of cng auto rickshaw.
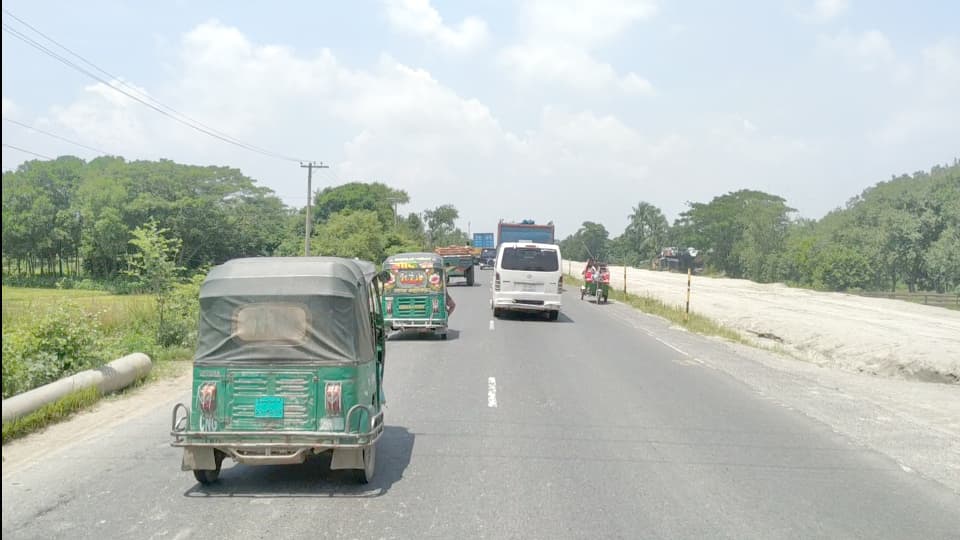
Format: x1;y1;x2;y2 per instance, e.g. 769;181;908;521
382;252;450;339
171;257;389;484
581;261;610;304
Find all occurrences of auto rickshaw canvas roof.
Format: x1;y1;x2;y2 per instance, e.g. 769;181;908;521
200;257;379;299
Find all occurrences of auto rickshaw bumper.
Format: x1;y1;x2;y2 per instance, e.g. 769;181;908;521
170;402;383;468
385;317;447;330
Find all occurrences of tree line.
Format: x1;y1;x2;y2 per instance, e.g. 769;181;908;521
560;161;959;293
1;156;468;284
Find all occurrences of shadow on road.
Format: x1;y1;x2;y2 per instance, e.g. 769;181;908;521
496;311;575;323
387;328;461;341
183;425;415;498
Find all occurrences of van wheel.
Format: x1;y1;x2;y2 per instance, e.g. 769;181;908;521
548;311;559;321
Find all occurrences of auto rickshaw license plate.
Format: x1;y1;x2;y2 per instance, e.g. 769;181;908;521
254;396;284;418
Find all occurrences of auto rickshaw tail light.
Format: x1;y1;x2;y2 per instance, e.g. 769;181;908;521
325;382;342;417
198;382;217;414
386;297;393;315
432;296;440;313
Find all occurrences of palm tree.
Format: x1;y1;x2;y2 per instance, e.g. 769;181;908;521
625;202;669;262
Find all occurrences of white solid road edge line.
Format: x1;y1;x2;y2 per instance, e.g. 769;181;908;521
488;377;498;408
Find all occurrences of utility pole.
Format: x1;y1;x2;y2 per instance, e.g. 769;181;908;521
301;161;328;256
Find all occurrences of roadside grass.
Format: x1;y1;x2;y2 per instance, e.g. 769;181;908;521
2;285;196;442
1;358;192;445
1;387;101;444
565;274;744;343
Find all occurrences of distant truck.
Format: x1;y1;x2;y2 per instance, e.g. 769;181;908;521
435;245;476;286
471;233;495;264
472;232;495;249
497;219;555;246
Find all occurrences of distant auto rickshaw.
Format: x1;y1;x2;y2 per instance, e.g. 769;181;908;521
581;261;610;304
171;257;389;484
381;252;452;339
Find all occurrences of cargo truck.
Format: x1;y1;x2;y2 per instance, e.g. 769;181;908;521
497;219;555;246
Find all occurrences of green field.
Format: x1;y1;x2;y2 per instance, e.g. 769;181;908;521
2;286;155;330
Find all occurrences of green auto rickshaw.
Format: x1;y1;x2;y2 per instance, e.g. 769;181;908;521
382;252;451;339
171;257;389;484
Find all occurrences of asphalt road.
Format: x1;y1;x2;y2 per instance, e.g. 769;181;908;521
3;268;959;539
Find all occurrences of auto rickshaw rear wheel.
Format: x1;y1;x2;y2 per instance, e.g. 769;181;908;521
192;450;225;485
357;445;377;484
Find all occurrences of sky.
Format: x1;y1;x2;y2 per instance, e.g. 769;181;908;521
2;0;958;238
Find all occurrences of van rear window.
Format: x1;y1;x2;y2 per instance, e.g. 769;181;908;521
501;247;559;272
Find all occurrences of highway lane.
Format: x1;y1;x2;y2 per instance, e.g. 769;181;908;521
3;268;958;539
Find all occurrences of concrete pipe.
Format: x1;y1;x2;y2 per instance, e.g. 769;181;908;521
2;353;152;424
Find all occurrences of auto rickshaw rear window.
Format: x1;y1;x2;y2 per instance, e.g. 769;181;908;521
235;303;308;342
501;247;559;272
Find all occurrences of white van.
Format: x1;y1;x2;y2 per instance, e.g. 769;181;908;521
491;242;563;320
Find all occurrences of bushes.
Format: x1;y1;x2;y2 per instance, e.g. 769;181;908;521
2;301;102;398
1;276;204;398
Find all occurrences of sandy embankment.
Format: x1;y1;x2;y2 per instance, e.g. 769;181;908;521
568;261;960;383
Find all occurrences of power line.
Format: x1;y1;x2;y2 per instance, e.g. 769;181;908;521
2;10;311;163
2;143;54;160
3;117;111;155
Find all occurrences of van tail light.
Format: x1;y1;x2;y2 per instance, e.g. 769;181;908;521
494;272;501;291
432;296;440;313
325;382;342;417
601;272;610;284
558;275;563;293
386;297;393;315
198;382;217;414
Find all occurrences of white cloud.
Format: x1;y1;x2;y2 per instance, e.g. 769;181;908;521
792;0;849;23
9;19;848;234
871;38;960;146
383;0;489;52
813;0;849;21
499;44;654;95
2;96;17;117
920;38;960;99
521;0;657;47
819;30;898;73
500;0;657;95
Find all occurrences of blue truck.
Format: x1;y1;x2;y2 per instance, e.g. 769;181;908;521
472;233;495;249
497;219;556;246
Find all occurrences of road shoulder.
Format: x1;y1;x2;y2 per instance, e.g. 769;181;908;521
601;297;960;495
